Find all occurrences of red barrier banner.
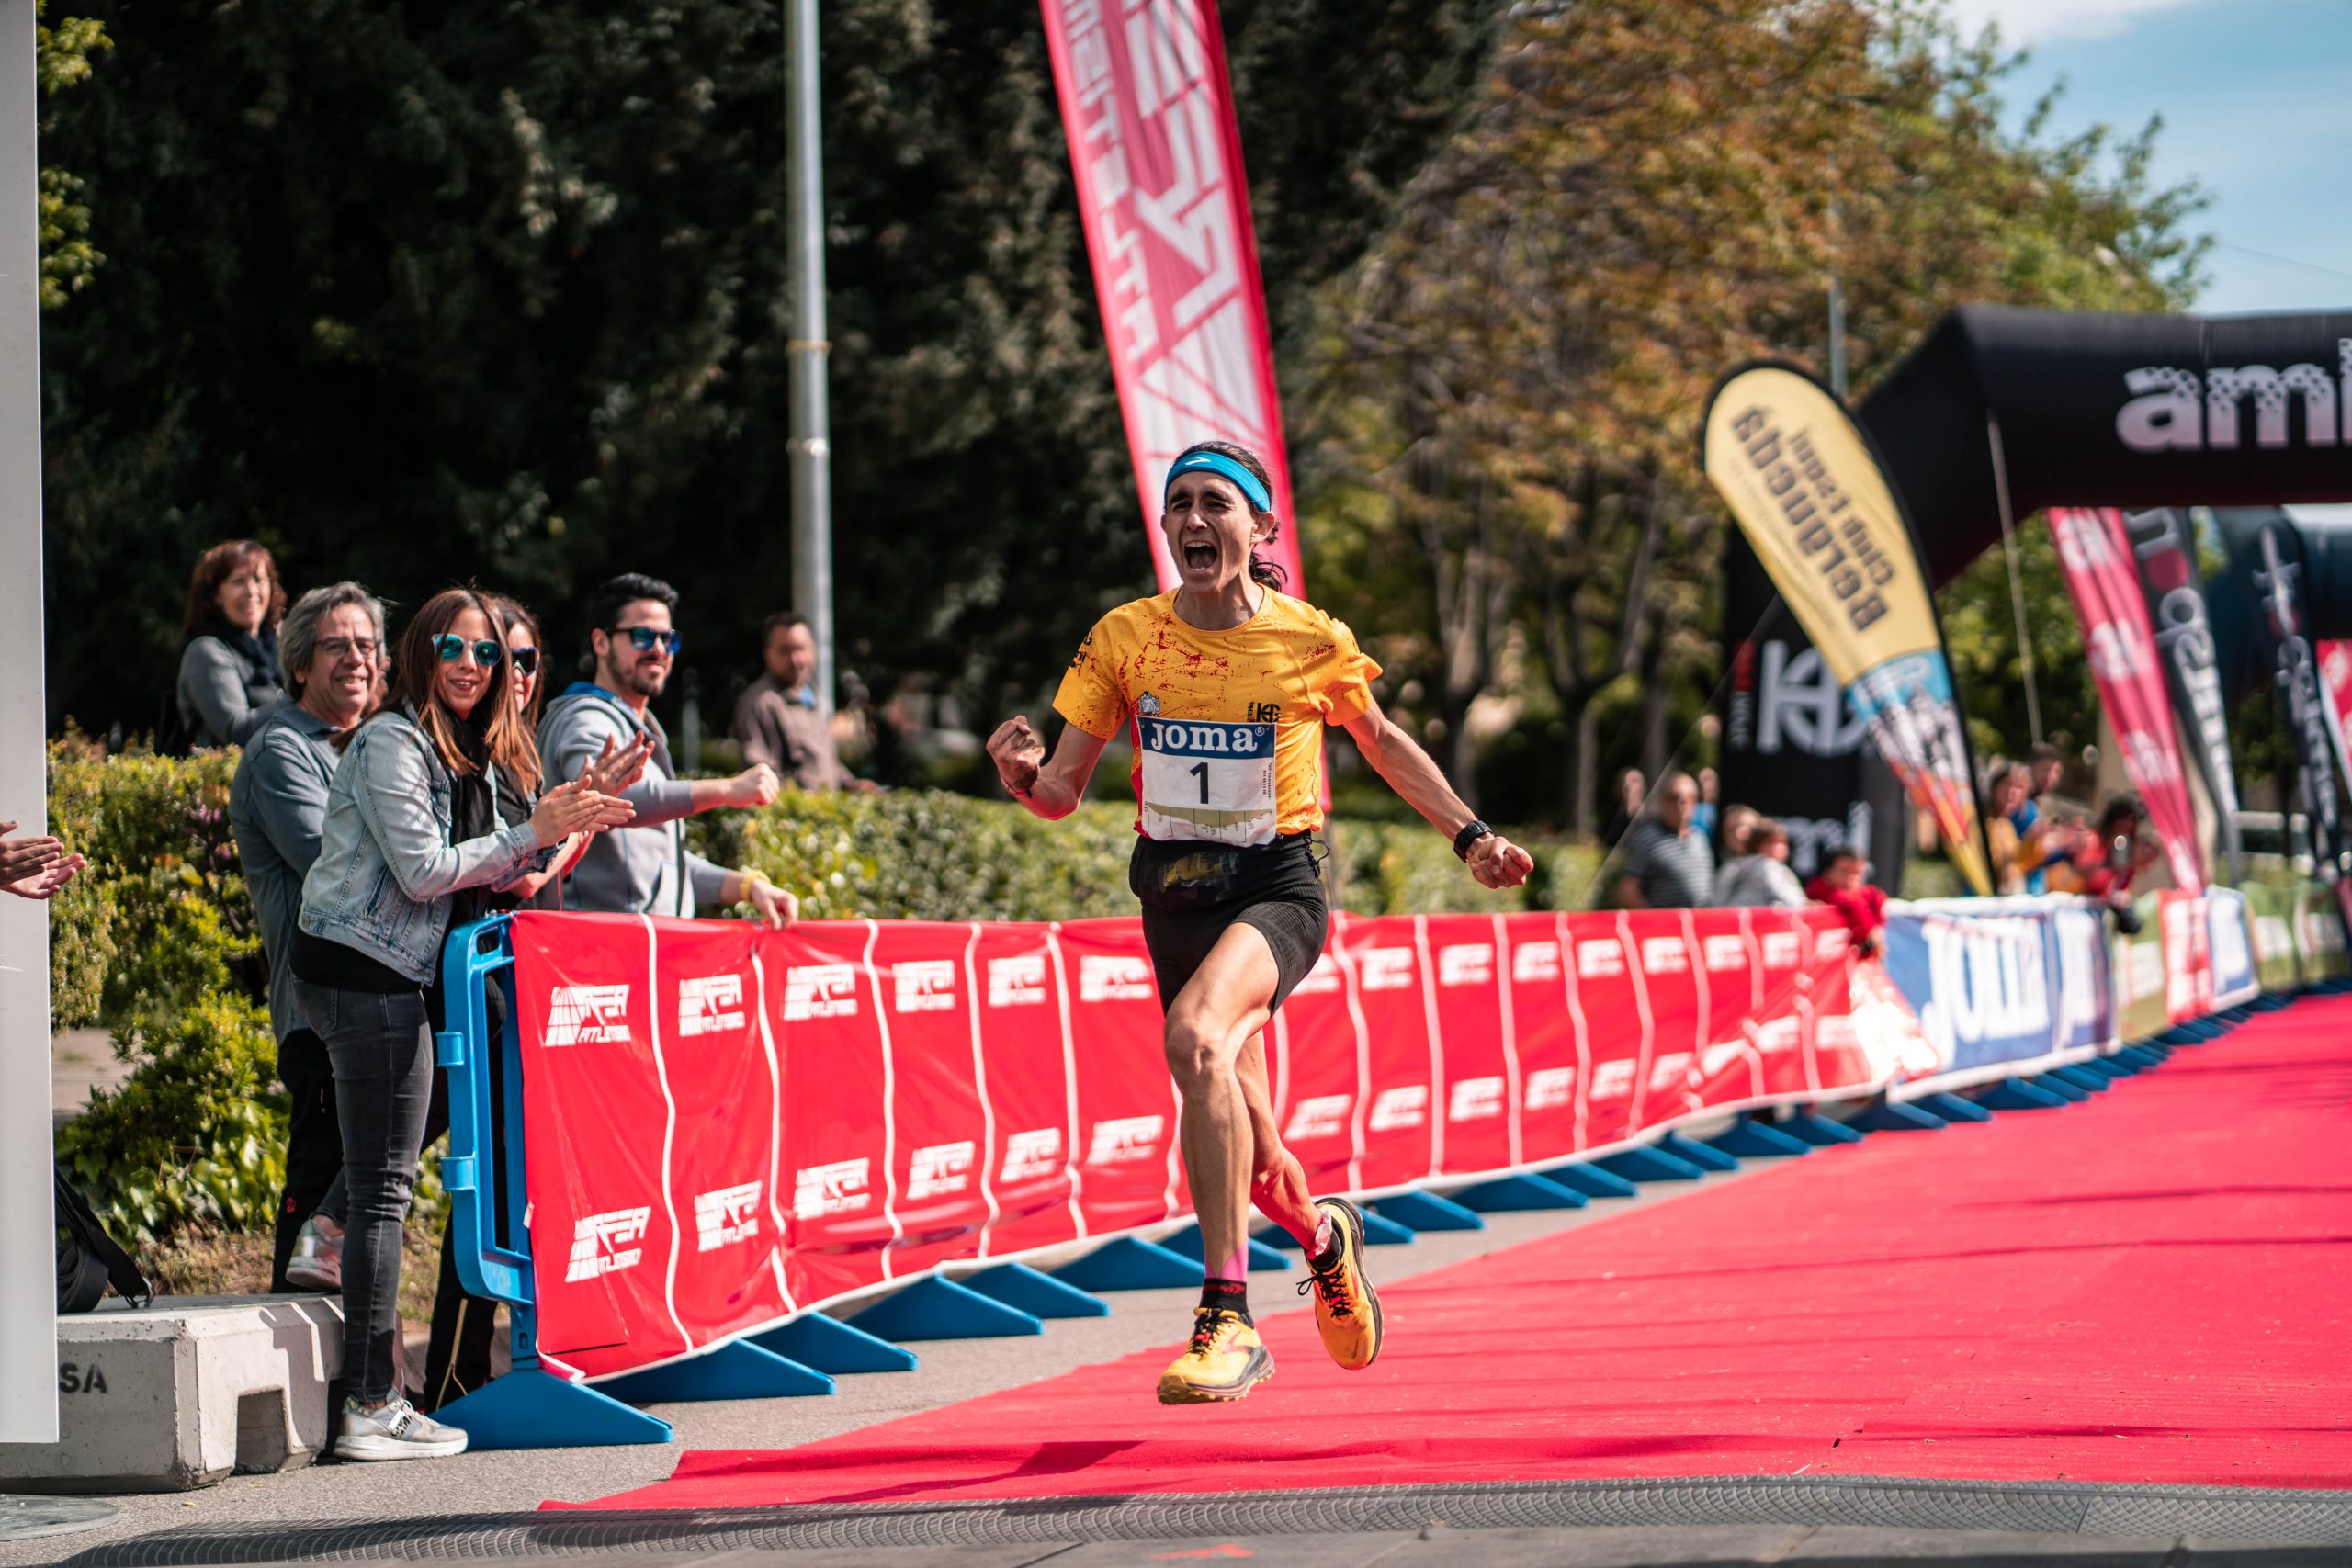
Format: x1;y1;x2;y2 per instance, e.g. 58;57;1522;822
503;905;1869;1382
2049;507;2205;891
1037;0;1304;593
2323;640;2352;808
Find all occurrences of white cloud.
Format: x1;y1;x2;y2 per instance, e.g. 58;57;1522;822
1939;0;2216;47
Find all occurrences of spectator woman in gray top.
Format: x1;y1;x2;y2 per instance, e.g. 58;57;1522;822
290;586;634;1461
175;539;290;748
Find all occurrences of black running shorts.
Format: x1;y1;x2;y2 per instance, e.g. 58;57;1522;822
1129;832;1330;1014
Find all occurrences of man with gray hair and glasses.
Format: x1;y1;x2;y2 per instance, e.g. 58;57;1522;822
228;581;385;1293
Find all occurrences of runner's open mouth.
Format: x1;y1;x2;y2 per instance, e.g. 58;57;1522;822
1183;542;1216;570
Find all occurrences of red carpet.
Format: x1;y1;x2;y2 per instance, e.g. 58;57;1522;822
577;997;2352;1508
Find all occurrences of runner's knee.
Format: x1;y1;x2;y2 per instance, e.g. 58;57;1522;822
1162;1014;1234;1097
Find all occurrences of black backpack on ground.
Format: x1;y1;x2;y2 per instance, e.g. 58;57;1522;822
54;1165;153;1313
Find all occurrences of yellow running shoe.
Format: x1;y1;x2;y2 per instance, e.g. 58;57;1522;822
1298;1197;1383;1370
1156;1307;1274;1404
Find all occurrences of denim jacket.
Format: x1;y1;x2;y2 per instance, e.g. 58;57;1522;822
297;706;550;984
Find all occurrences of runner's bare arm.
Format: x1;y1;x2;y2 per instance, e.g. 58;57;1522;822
988;715;1113;821
1340;694;1533;890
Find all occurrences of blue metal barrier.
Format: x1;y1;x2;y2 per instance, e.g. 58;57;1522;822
425;918;674;1448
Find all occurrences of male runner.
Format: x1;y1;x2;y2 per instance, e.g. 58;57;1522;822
989;440;1532;1404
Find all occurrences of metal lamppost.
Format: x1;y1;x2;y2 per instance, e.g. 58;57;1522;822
785;0;835;717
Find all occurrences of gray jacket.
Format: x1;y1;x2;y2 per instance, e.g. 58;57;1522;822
539;685;729;918
177;635;285;748
297;708;549;984
228;704;344;1041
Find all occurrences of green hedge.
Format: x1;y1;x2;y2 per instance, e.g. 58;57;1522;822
49;744;1603;1243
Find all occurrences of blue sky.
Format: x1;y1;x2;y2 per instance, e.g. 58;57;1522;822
1948;0;2351;525
1948;0;2352;316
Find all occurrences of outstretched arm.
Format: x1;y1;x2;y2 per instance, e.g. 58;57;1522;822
1341;693;1532;890
988;716;1113;822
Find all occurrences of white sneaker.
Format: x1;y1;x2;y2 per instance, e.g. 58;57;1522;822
335;1396;469;1461
285;1215;343;1292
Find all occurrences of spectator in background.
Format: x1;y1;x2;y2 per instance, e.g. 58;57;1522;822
1984;762;2059;897
2014;743;2072;894
1602;766;1645;848
228;582;385;1294
1690;767;1720;843
543;574;797;924
731;611;877;792
175;540;289;749
1712;817;1804;908
0;821;85;898
292;586;635;1461
1716;802;1760;865
2048;793;2157;905
2026;742;2067;806
1617;771;1713;909
1806;848;1888;954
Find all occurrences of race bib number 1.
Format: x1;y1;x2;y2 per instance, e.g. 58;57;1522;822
1138;719;1278;846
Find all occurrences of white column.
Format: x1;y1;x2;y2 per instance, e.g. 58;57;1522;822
0;0;55;1445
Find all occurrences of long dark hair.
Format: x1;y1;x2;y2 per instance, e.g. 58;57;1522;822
182;539;288;635
1171;440;1287;592
368;587;542;795
486;593;548;729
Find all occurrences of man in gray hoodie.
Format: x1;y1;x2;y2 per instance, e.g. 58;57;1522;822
538;573;796;924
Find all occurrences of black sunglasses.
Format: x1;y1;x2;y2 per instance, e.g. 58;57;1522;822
509;645;541;677
615;626;684;657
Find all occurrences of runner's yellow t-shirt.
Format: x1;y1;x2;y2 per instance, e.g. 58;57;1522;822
1055;590;1381;842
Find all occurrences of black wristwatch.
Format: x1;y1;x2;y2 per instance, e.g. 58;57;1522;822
1453;818;1493;861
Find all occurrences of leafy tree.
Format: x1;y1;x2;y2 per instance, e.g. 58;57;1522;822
37;0;1502;743
1295;0;2207;832
34;1;108;309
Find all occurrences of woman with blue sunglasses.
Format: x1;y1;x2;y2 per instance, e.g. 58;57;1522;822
292;586;639;1461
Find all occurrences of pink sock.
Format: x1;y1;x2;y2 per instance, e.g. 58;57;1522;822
1215;1245;1250;1282
1310;1211;1334;1258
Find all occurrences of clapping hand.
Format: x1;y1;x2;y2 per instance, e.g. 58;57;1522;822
579;733;655;798
529;781;635;848
986;716;1046;796
0;822;83;899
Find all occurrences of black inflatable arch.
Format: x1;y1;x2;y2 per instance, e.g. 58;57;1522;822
1856;303;2352;603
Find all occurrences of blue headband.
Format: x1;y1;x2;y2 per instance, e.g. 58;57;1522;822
1164;451;1273;513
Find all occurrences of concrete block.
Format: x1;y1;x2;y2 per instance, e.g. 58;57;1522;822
0;1295;341;1493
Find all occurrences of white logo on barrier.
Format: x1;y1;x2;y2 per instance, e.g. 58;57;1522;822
1647;1052;1692;1092
2211;901;2254;988
1761;931;1801;969
1577;940;1624;978
1282;1093;1351;1141
907;1140;977;1199
2131;938;2165;1002
1916;915;2052;1059
692;1180;762;1252
1524;1066;1575;1109
1815;927;1851;960
1640;936;1688;974
1700;1042;1745;1077
1291;953;1342;996
1754;1017;1800;1054
894;960;958;1013
1818;1016;1858;1048
2256;914;2295;960
785;964;859;1021
987;955;1047;1008
1511;942;1561;984
793;1157;871;1217
2052;908;2108;1036
546;984;631;1047
1438;944;1493;987
1000;1127;1063;1182
1448;1076;1504;1122
1589;1059;1636;1099
1368;1085;1428;1132
1358;948;1415;991
1702;934;1747;973
565;1206;650;1282
1086;1115;1165;1165
676;974;745;1037
1079;954;1155;1003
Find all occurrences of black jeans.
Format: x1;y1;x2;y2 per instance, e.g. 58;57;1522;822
270;1028;345;1292
293;976;434;1405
